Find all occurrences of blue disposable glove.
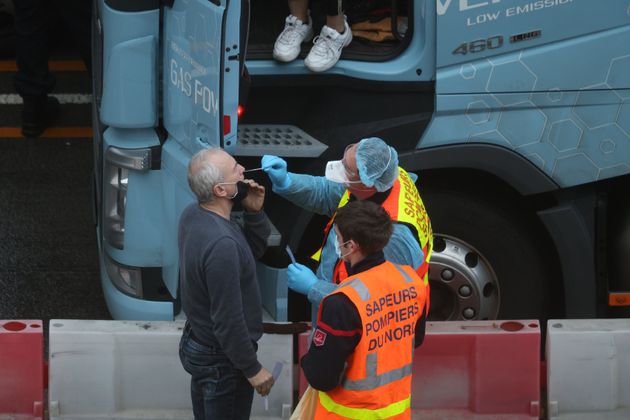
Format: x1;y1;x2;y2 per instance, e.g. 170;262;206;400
287;263;318;295
261;155;291;189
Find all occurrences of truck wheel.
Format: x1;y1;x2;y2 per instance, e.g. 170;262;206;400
423;189;552;321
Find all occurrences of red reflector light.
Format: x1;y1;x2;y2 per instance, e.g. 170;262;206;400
609;293;630;306
237;105;245;119
223;115;231;135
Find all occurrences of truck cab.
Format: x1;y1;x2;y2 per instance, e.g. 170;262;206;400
92;0;630;322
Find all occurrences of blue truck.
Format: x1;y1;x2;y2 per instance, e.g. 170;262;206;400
92;0;630;322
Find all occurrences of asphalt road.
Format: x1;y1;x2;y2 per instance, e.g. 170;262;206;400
0;56;111;322
0;136;110;321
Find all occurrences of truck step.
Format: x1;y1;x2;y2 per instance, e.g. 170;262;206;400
234;124;327;157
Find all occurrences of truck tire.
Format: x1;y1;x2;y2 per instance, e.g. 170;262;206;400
422;188;552;321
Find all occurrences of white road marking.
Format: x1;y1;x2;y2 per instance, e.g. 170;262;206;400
0;93;92;105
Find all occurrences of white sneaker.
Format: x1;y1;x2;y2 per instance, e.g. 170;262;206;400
304;20;352;73
273;14;314;63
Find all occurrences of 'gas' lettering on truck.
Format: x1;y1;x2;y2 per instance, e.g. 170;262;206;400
170;59;219;116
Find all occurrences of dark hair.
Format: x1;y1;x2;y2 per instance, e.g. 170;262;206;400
335;200;393;255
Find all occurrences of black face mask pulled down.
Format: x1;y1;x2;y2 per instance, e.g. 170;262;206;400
230;181;250;204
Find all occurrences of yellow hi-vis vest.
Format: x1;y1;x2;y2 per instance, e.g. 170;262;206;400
311;167;433;286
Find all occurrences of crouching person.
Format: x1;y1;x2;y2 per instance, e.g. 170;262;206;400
300;200;428;419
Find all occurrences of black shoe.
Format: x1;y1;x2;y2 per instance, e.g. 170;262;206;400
21;95;60;138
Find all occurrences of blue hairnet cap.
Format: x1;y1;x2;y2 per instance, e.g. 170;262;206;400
356;137;399;192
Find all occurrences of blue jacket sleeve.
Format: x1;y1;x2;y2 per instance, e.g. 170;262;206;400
308;279;337;306
272;172;346;217
307;229;341;306
383;224;425;270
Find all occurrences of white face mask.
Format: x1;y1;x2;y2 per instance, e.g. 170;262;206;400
334;239;353;259
327;144;394;190
325;160;362;185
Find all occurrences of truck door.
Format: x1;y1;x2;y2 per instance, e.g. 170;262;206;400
163;0;241;154
159;0;242;300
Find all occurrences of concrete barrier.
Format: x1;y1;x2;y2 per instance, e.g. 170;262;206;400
297;320;540;418
297;331;309;399
412;320;540;419
0;319;45;419
547;319;630;419
48;320;292;419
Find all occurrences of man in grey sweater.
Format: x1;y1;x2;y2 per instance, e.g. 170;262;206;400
178;148;274;420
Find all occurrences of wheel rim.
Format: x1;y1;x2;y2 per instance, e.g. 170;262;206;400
428;235;500;320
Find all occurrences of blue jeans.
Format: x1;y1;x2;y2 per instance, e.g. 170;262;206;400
179;325;254;420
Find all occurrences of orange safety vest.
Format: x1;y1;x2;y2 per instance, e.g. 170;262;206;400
311;168;433;308
314;261;427;419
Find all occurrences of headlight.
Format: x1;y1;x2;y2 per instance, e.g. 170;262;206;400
103;146;151;249
105;252;143;298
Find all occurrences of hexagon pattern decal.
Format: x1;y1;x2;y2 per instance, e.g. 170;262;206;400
424;48;630;187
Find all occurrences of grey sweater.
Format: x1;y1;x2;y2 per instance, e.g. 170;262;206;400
178;203;271;377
